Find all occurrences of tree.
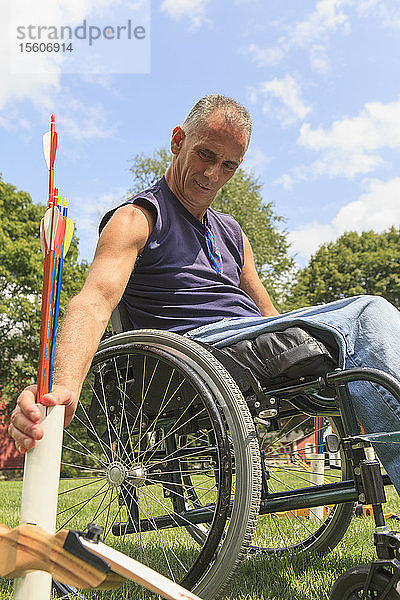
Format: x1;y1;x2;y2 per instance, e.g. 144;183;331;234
0;175;89;407
129;148;294;306
286;229;400;310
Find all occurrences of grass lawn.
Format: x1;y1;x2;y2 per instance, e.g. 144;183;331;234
1;479;400;600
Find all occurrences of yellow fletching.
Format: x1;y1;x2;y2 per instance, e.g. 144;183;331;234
63;217;74;257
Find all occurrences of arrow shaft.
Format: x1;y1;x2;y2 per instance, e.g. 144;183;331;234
49;202;67;389
43;252;59;391
49;253;63;390
48;119;56;196
37;251;55;401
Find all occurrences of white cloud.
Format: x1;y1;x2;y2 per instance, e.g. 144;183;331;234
274;173;294;191
356;0;382;17
300;99;400;152
0;88;117;142
74;186;127;259
246;0;351;74
287;97;400;181
0;0;123;107
252;75;312;126
57;97;117;140
277;97;400;187
288;151;383;183
289;177;400;260
160;0;211;29
289;223;337;260
0;107;35;132
356;0;400;28
79;72;114;90
288;0;351;47
333;177;400;232
242;147;271;174
0;0;123;140
246;43;285;67
309;45;331;75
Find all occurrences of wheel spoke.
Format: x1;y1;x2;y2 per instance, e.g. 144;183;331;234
253;412;352;555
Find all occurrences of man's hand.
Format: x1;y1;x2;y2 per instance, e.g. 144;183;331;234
8;385;77;454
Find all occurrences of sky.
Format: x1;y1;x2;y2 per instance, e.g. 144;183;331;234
1;0;400;266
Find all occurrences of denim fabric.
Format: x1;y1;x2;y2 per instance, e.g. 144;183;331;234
186;295;400;494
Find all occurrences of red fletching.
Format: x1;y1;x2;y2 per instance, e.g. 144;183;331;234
54;215;67;258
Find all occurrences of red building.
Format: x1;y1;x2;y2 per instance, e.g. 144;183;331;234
0;403;24;476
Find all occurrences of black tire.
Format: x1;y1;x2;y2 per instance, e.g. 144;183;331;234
252;409;354;555
330;565;400;599
58;330;261;599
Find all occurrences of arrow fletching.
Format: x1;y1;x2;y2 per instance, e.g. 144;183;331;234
54;215;67;258
41;205;61;254
43;132;51;170
63;218;74;257
39;218;46;255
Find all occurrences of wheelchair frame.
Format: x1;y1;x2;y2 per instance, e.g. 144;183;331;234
54;306;400;599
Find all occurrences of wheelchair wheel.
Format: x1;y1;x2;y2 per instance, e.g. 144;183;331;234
329;565;400;599
57;330;261;599
252;410;354;555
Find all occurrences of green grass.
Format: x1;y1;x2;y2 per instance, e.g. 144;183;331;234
1;480;400;600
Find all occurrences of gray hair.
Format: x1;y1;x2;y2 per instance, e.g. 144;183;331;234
182;94;252;149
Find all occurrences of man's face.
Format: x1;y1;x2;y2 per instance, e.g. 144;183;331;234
169;111;248;214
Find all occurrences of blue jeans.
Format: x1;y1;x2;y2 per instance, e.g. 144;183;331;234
187;295;400;495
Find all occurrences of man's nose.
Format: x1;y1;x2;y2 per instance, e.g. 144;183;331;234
203;163;219;182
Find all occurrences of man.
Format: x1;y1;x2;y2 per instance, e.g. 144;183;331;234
8;95;400;495
9;94;278;452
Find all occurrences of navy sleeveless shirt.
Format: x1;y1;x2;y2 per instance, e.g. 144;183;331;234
99;177;261;333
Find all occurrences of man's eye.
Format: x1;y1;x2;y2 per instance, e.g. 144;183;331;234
223;163;235;171
199;150;211;159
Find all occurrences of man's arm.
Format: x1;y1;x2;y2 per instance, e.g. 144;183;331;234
239;233;279;317
9;203;154;453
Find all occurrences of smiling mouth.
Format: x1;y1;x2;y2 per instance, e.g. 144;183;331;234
195;180;210;191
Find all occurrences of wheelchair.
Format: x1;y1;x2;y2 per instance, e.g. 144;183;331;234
56;304;400;599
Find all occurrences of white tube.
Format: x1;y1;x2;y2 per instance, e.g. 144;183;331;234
365;446;376;461
310;452;325;521
14;404;65;600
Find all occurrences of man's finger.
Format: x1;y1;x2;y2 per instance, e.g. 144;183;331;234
40;393;60;407
9;412;44;441
8;423;34;454
16;387;42;421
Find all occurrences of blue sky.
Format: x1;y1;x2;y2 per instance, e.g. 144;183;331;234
1;0;400;266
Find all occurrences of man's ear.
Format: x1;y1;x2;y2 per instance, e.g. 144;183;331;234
171;126;185;155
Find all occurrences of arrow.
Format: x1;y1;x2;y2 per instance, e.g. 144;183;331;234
49;197;69;389
37;126;63;400
37;193;59;400
43;193;67;396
